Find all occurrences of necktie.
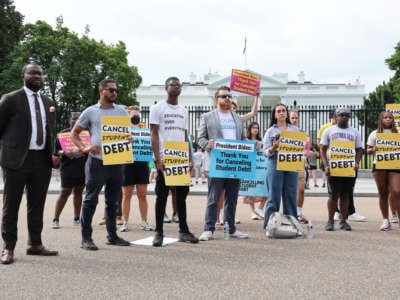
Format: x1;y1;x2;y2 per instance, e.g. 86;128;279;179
33;93;44;146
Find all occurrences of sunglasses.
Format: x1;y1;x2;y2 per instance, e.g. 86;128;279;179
218;94;232;99
104;88;118;93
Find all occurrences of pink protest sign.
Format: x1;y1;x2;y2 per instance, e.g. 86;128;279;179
230;69;261;96
57;130;91;152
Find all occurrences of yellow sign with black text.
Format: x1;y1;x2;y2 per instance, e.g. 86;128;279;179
163;141;191;186
329;140;355;177
375;133;400;170
276;131;307;171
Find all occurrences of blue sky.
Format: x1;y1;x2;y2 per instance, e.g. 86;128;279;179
14;0;400;93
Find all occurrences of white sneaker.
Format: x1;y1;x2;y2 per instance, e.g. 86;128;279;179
199;231;213;241
120;222;129;232
235;219;241;224
255;208;264;218
141;221;155;231
380;219;391;231
390;213;399;224
348;212;367;222
163;214;172;223
251;212;260;220
230;230;249;239
334;212;340;221
52;220;60;229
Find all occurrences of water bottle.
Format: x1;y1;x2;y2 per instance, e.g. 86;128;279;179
223;221;230;240
306;221;313;239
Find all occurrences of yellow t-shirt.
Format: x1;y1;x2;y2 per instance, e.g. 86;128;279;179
317;122;334;140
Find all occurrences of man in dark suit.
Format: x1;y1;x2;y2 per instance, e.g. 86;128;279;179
0;63;58;265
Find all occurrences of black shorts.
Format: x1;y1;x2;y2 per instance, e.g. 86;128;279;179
327;176;356;196
309;165;317;170
372;164;400;173
319;162;325;171
122;162;150;186
61;176;85;188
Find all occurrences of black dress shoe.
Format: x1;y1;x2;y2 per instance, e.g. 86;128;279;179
106;236;130;246
179;232;199;244
26;245;58;256
152;232;164;247
1;249;14;264
81;239;99;251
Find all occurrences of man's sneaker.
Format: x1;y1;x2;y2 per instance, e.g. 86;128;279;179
52;220;60;229
254;208;265;218
179;232;199;243
325;220;334;231
98;218;106;225
141;221;155;231
390;213;399;224
116;217;124;225
339;220;352;231
199;231;213;241
334;212;340;221
172;213;179;223
298;214;309;224
235;219;241;224
106;236;130;246
251;212;260;220
152;232;164;247
81;239;98;251
348;212;367;222
380;219;391;231
230;230;249;239
73;218;80;225
120;222;129;232
163;214;172;223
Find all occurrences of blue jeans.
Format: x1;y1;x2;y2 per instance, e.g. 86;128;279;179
263;156;298;229
81;156;123;240
204;177;240;233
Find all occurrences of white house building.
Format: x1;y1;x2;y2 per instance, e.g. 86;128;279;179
136;70;366;108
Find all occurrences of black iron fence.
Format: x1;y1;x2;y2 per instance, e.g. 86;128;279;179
58;105;384;169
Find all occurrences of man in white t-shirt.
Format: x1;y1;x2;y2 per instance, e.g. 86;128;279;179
197;86;249;241
320;107;363;232
149;77;198;247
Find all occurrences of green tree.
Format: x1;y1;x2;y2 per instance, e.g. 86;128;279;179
0;0;23;93
385;41;400;101
0;18;142;129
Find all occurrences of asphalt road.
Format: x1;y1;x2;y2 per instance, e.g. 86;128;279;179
0;193;398;299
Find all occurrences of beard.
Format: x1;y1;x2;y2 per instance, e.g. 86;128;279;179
25;80;42;92
105;96;117;103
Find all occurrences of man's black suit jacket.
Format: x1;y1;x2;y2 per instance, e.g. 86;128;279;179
0;88;56;169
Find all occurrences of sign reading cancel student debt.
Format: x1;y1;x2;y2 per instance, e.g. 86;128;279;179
276;131;307;171
230;69;261;96
209;139;256;179
101;116;133;165
329;140;356;177
375;133;400;169
131;128;152;162
163;141;191;186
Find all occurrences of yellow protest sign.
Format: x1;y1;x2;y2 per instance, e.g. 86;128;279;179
329;140;355;177
375;133;400;169
386;104;400;132
163;141;191;186
101;116;133;165
276;131;307;171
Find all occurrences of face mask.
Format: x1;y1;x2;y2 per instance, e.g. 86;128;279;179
131;116;140;125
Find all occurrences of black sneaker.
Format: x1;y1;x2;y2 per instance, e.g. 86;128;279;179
106;236;130;246
81;239;99;251
179;232;199;244
339;220;352;231
325;220;334;231
153;232;164;247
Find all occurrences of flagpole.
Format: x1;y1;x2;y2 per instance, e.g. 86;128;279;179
243;35;247;70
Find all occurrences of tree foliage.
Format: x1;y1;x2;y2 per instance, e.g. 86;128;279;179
0;17;142;130
385;41;400;101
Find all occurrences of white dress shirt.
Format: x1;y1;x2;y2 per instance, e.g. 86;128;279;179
24;86;47;150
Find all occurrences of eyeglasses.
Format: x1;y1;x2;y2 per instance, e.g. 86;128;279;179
168;83;182;88
104;88;118;93
218;94;232;99
276;109;286;113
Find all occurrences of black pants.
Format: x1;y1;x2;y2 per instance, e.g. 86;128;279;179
155;170;189;235
1;150;51;250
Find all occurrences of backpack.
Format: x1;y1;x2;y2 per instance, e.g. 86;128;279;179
266;212;304;239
